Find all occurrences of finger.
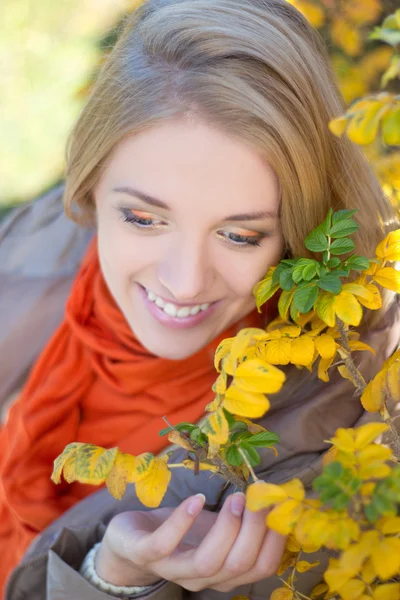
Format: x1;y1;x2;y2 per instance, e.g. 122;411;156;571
154;492;246;582
220;505;271;576
213;529;288;592
189;492;246;578
135;494;206;564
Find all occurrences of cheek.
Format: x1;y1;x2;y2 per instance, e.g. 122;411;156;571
220;238;285;298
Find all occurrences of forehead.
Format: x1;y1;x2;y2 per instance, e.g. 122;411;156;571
99;119;280;215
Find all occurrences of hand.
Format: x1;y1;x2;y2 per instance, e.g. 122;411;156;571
96;492;287;593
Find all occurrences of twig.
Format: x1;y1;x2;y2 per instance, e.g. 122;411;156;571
238;448;260;483
336;318;366;394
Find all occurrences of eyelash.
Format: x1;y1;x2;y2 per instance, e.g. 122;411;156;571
120;209;266;247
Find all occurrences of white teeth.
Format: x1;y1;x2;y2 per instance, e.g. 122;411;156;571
163;303;177;317
145;288;212;318
155;297;165;308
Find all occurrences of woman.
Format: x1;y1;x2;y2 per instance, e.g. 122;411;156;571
1;0;399;598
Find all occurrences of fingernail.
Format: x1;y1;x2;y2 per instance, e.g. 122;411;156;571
230;492;246;517
187;493;206;516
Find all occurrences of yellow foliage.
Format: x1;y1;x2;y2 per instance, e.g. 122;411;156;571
52;443;119;486
374;266;400;292
134;455;171;508
314;334;337;359
230;328;268;362
105;451;137;500
329;422;389;453
344;0;382;26
375;229;400;262
202;408;229;444
290;335;315;366
331;18;363;57
286;0;325;28
296;560;320;573
214;337;234;372
373;584;400;600
223;383;270;418
234;358;286;394
270;588;294;600
246;480;289;510
267;498;304;535
334;292;363;326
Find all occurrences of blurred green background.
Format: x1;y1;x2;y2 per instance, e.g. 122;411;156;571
0;0;133;209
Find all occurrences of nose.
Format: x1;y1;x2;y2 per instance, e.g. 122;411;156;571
157;234;214;302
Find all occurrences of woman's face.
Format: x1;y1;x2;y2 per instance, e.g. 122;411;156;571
94;118;285;360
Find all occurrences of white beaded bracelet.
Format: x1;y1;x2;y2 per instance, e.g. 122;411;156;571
79;542;153;598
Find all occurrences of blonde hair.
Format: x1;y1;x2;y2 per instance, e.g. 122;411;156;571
64;0;396;316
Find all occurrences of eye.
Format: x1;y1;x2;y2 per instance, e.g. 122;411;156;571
120;208;165;229
217;230;267;247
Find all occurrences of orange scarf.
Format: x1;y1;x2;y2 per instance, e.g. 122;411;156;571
0;237;272;593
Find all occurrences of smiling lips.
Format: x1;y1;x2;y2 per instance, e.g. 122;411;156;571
138;284;218;329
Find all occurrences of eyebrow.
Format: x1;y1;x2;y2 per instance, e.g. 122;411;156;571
112;186;278;221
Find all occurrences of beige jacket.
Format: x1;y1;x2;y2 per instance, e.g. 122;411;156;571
1;186;399;600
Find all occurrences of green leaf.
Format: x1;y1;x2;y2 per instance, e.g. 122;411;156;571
272;263;288;287
318;274;342;294
319;209;333;235
159;427;173;436
331;209;358;224
332;267;350;277
226;445;243;467
305;227;329;253
303;263;318;281
231;430;252;443
246;431;280;447
230;421;248;433
223;409;236;429
330;238;355;256
346;256;370;271
190;429;208;446
329;219;359;238
175;422;198;432
313;462;362;510
327;257;341;268
293;282;319;313
370;27;400;46
280;268;295;291
238;442;261;466
255;277;280;310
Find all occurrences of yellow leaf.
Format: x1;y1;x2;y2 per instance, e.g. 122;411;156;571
290;335;315;366
355;282;382;310
314;334;337;359
202;408;229;444
212;371;227;395
51;442;79;484
361;370;386;412
359;461;391;480
373;583;400;600
377;516;400;535
270;588;293;600
331;18;363;57
286;535;301;553
207;437;220;459
342;282;375;302
223;384;270;418
324;567;354;593
278;289;295;321
135;457;171;508
214;337;234;372
279;325;302;338
267;499;303;535
262;338;292;365
329;116;348;137
253;269;280;312
387;357;400;401
371;537;400;579
206;395;223;412
361;557;375;585
230;328;268;362
354;422;389;449
348;340;376;354
318;355;334;382
106;452;137;500
382;105;400;146
296;560;320;573
338;365;359;387
375;229;400;262
357;444;392;465
315;293;336;327
339;579;365;600
246;481;288;511
222;354;236;376
277;548;297;576
310;583;329;598
234;359;286;394
167;431;193;451
346;100;390;145
373;267;400;292
131;452;155;482
54;444;119;486
280;479;305;501
334;292;363;326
